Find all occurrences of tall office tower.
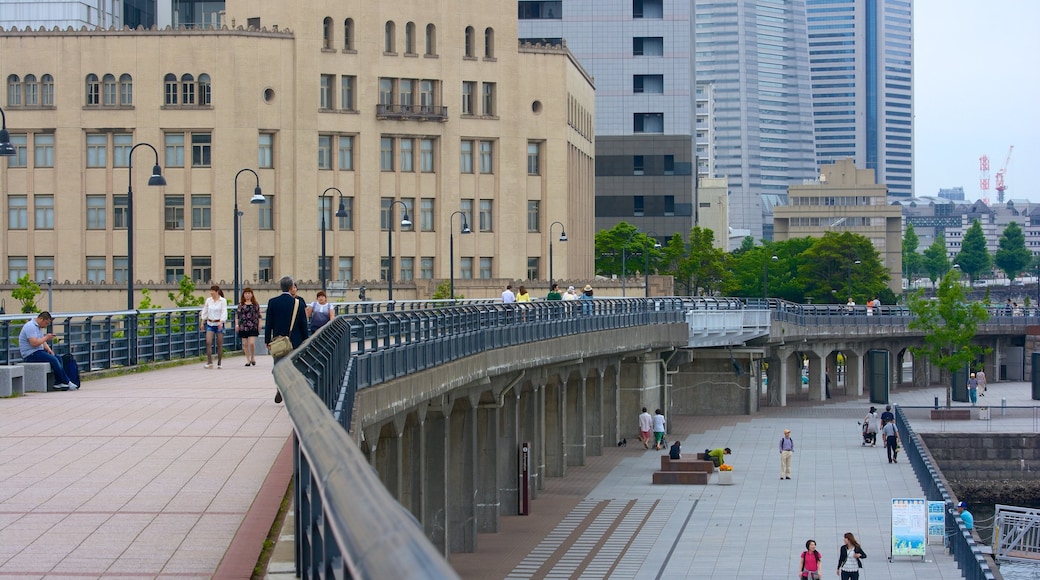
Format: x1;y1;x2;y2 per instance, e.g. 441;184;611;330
806;0;914;198
0;0;123;29
694;0;818;242
519;0;698;243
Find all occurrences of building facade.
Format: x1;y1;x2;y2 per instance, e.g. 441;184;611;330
0;0;595;311
806;0;914;198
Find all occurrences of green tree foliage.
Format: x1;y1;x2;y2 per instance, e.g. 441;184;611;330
594;222;663;279
431;280;463;300
661;227;730;296
11;274;41;313
955;220;991;282
907;270;990;407
922;232;950;283
796;232;889;304
902;223;924;281
169;276;206;307
722;238;814;302
994;221;1032;282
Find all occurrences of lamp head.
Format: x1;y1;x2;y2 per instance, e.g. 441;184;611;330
461;221;471;234
400;213;412;228
654;242;662;249
147;164;167;186
250;185;265;204
0;128;14;157
335;200;348;218
559;230;568;242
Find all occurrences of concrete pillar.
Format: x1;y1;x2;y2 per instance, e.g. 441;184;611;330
812;351;827;401
766;355;783;406
476;398;501;533
586;369;604;456
498;388;521;517
448;399;477;553
889;349;901;390
423;403;450;556
847;351;863;396
912;348;930;388
534;381;546;492
567;374;587;466
400;409;425;521
544;377;566;478
786;351;802;403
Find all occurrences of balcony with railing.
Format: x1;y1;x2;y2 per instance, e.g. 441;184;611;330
376;103;448;121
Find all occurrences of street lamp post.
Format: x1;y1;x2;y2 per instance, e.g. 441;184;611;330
387;200;412;302
126;143;167;312
763;251;779;300
847;259;861;302
621;230;639;297
643;234;662;298
449;210;471;300
0;106;16;157
548;221;567;287
318;187;344;294
232;169;265;305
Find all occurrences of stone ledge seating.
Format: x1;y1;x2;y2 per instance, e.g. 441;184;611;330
652;455;716;485
20;362;56;392
652;471;709;485
0;365;25;397
659;455;714;473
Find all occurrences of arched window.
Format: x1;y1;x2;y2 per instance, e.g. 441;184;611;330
181;73;195;105
6;75;19;107
102;73;117;105
405;22;415;54
464;26;475;58
484;27;495;58
425;23;437;56
198;73;211;105
344;18;355;50
164;73;178;105
85;74;100;105
323;17;333;49
119;74;133;106
41;74;54;106
385;21;396;53
23;74;38;106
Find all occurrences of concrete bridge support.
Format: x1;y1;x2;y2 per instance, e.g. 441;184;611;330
566;373;587;467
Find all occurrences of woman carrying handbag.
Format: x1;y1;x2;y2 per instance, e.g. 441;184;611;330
799;539;822;579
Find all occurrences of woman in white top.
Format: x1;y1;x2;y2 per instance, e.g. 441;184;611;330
306;290;334;332
200;284;228;369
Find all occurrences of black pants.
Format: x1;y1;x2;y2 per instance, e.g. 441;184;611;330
886;435;898;462
840;571;860;580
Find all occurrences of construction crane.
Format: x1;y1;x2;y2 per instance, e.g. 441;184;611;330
995;145;1014;203
980;154;990;205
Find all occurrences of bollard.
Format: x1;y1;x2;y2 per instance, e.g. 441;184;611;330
934;396;939;410
1001;397;1007;416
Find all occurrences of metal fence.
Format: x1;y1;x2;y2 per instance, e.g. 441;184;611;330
901;405;1040;433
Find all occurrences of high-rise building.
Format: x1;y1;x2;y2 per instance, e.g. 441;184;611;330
519;0;699;243
806;0;914;198
0;0;123;30
694;0;818;241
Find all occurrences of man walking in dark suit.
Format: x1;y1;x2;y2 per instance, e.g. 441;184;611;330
265;275;309;403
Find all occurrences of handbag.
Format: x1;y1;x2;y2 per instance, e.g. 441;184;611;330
269;297;300;359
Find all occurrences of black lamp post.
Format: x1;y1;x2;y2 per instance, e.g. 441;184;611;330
643;233;662;298
0;106;15;157
387;200;412;302
847;259;861;302
318;187;344;294
126;143;167;311
548;221;567;287
621;230;639;297
449;210;471;300
233;169;265;305
763;250;779;300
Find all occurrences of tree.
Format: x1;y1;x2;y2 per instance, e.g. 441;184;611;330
902;223;924;282
796;232;889;304
955;219;991;282
907;270;990;407
661;227;730;296
168;276;206;308
431;280;463;300
722;237;813;302
994;221;1032;282
922;232;950;283
594;222;663;280
11;274;41;313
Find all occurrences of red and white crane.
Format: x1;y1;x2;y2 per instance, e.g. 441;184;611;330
995;145;1014;203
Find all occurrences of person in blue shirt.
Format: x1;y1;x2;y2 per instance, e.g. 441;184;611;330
956;502;974;530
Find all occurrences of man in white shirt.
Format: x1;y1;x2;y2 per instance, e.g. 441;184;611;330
501;284;516;303
638;408;653;449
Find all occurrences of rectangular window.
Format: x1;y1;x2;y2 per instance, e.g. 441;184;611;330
258;256;274;282
633;36;664;56
664;155;675;175
664;195;675;216
420;257;434;279
482;82;496;116
340;75;356;111
86;134;108;168
258;195;274;230
164;76;178;105
527;200;540;233
479;257;492;279
461;81;475;115
34;134;54;167
460;140;473;173
113;133;132;167
338;135;354;170
164;256;185;283
380;137;394;171
634;195;645;217
86;195;106;229
41;77;53;106
527;141;541;175
191;195;211;229
633;74;664;94
400;138;414;172
420;80;435;111
317;256;332;282
8;80;21;106
165;133;185;167
633;113;664;133
191;256;211;283
479;140;493;173
34;195;54;229
338;196;353;230
35;256;54;282
319;74;334;109
113;256;127;284
258;133;274;168
400;257;414;281
420;198;434;232
113;195;128;229
191;133;211;167
8;195;27;229
379;78;394;106
479;199;493;232
420;138;435;172
527;257;540;281
8;257;28;283
8;134;27;167
86;256;106;283
318;135;332;169
460;198;474;228
337;257;353;281
103;77;117;106
399;79;413;108
633;0;663;19
380;257;390;281
401;198;415;227
460;257;473;279
164;195;185;230
380;197;392;231
318;196;332;230
633;155;645;175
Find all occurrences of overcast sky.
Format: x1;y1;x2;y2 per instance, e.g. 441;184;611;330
914;0;1040;202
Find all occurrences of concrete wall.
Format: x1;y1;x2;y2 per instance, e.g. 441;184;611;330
920;433;1040;480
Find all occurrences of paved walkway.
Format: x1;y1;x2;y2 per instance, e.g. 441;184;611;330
0;356;291;579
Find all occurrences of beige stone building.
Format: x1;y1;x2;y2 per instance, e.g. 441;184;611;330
0;0;595;311
773;158;903;293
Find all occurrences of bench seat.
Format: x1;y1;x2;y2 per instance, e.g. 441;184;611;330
0;365;25;397
660;456;715;473
20;362;55;392
652;471;709;485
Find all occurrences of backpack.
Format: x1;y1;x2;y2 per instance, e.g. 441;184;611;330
62;353;81;386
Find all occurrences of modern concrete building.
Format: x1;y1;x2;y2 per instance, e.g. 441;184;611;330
518;0;699;245
806;0;914;198
773;158;903;292
0;0;596;311
694;0;818;241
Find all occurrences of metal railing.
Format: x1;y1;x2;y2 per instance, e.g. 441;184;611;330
993;505;1040;563
895;406;998;580
900;405;1040;433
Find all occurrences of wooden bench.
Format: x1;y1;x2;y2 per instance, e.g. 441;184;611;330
930;409;971;420
660;456;715;473
652;471;709;485
20;362;55;392
0;365;25;397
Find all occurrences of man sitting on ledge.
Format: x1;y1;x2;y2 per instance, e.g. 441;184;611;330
19;311;78;390
705;447;731;468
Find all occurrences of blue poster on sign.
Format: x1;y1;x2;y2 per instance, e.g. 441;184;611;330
927;501;945;545
891;498;927;558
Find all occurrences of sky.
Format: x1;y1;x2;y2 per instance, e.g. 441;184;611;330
914;0;1040;202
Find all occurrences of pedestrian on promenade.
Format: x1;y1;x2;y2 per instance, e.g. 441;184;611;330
201;285;228;369
265;276;310;403
779;428;794;479
669;440;681;460
501;284;516;303
562;286;578;300
862;407;879;446
705;447;731;468
836;532;866;579
976;368;987;396
638;407;653;449
546;283;562;301
799;539;822;579
955;501;974;530
967;372;979;406
516;285;531;303
307;290;334;333
652;408;666;450
880;405;894;425
235;287;261;366
580;284;594;315
882;419;900;463
18;311;77;390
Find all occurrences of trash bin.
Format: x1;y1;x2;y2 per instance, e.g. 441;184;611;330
979;407;990;420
